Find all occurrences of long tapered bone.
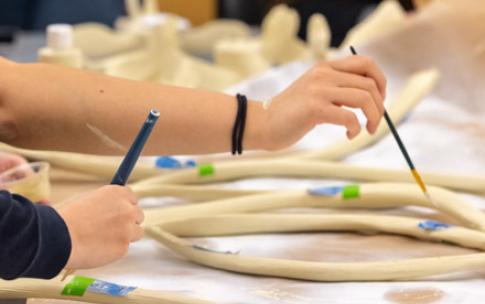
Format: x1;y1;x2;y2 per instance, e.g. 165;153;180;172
0;275;211;304
133;183;265;201
133;160;485;195
0;142;159;181
143;183;485;230
147;214;485;282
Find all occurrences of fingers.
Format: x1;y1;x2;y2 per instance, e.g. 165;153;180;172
135;207;144;225
328;55;387;99
106;185;138;205
123;187;138;205
330;70;385;115
131;224;144;242
326;87;381;133
317;106;361;139
131;206;144;241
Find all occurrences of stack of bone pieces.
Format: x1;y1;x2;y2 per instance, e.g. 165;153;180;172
71;0;405;91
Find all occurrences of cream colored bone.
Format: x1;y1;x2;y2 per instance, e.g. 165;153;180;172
103;19;241;90
181;20;251;55
261;4;310;64
214;38;270;78
340;0;407;49
73;23;141;58
307;13;331;60
0;275;211;304
214;3;328;75
133;160;485;197
142;183;485;229
147;214;485;282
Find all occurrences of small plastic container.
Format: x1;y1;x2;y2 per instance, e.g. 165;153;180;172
0;162;51;204
38;24;83;68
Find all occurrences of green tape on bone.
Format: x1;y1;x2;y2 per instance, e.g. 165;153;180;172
198;164;215;177
342;184;360;200
61;276;95;297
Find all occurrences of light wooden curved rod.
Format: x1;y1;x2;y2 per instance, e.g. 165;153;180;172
143;183;485;230
288;68;440;161
0;276;211;304
133;160;485;195
0;142;160;181
146;214;485;281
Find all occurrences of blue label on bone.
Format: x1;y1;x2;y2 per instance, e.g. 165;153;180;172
156;156;197;169
155;156;182;169
185;159;197;167
308;186;343;196
87;280;136;297
418;220;451;231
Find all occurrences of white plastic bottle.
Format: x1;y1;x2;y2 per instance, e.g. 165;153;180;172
38;24;83;68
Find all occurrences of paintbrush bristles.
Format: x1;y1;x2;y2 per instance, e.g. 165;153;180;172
411;169;429;196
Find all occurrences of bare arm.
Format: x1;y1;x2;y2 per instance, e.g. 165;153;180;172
0;55;386;155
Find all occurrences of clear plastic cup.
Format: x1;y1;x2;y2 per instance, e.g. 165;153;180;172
0;162;51;204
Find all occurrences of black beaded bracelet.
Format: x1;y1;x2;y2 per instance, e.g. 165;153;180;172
231;94;248;155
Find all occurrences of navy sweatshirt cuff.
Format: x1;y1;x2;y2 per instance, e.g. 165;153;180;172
20;205;72;279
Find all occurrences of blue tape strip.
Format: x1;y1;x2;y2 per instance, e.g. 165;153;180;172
87;280;137;297
418;220;451;231
185;159;197;167
156;156;182;169
308;186;343;196
156;156;197;169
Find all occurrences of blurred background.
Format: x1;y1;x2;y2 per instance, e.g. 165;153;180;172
0;0;417;46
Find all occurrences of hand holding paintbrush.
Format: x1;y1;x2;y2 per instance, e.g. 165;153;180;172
61;109;160;281
350;46;431;200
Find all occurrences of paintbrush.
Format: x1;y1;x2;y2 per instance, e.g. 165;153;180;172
61;109;160;281
349;46;431;200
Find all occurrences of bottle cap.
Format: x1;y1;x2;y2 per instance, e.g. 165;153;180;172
46;24;73;50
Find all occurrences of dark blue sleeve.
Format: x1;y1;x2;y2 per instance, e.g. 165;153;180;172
0;190;71;280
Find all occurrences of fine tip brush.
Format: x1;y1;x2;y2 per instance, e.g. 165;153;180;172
349;46;431;200
61;109;160;281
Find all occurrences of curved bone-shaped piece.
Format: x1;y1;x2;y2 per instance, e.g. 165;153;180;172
0;142;158;181
73;23;141;58
133;160;485;195
181;20;251;55
261;4;310;64
143;183;485;229
0;275;211;304
307;13;331;60
340;0;406;49
147;213;485;281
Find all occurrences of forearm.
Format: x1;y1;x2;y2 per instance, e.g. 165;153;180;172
1;62;267;155
0;54;388;156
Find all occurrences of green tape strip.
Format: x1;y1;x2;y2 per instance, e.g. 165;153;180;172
61;276;95;297
342;184;360;200
198;164;215;177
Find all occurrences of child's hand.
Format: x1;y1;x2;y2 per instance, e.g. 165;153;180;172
263;55;386;150
58;185;144;269
0;152;28;174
